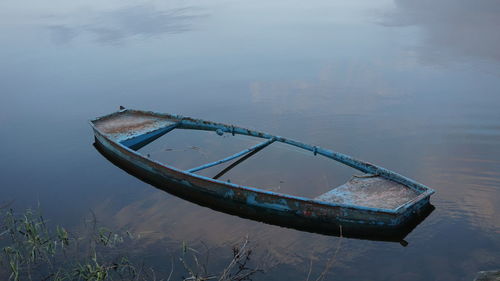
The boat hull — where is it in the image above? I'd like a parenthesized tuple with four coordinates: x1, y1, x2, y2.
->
(93, 128, 433, 243)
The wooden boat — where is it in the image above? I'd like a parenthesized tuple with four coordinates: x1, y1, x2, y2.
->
(90, 109, 435, 243)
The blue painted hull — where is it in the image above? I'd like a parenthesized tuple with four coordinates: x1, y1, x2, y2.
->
(90, 109, 435, 243)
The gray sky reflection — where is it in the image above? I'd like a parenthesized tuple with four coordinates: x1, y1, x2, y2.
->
(383, 0, 500, 64)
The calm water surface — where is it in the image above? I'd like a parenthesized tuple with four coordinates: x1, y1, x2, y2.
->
(1, 0, 500, 280)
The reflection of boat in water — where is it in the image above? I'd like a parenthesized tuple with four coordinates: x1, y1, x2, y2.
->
(90, 109, 435, 244)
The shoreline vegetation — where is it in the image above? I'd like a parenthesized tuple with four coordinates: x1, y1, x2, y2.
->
(0, 208, 261, 281)
(0, 207, 341, 281)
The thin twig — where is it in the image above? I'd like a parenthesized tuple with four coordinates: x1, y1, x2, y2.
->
(218, 237, 249, 281)
(306, 258, 313, 281)
(314, 225, 343, 281)
(166, 257, 174, 281)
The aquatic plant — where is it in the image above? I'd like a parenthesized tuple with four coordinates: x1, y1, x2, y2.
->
(179, 237, 261, 281)
(0, 208, 261, 281)
(0, 207, 344, 281)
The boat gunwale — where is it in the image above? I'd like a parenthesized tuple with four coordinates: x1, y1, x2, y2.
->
(90, 109, 435, 215)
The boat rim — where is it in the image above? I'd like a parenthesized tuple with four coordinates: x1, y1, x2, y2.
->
(90, 109, 435, 215)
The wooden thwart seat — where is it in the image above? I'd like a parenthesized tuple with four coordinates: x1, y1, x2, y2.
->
(93, 111, 177, 150)
(315, 176, 419, 210)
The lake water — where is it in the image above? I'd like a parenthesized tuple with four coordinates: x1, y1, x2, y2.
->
(1, 0, 500, 280)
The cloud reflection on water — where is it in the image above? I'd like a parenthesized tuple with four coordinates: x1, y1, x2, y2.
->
(250, 63, 411, 116)
(47, 4, 206, 44)
(382, 0, 500, 64)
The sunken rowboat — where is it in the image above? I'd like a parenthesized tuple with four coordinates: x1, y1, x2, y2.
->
(90, 109, 435, 242)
